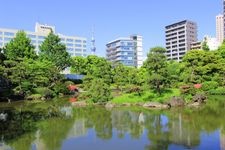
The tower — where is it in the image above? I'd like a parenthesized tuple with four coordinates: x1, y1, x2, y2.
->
(91, 28, 96, 55)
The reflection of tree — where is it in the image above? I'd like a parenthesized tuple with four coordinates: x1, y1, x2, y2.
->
(145, 114, 170, 150)
(38, 117, 74, 150)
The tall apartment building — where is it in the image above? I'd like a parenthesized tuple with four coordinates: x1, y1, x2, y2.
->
(0, 23, 87, 57)
(106, 35, 143, 68)
(165, 20, 198, 61)
(224, 0, 225, 38)
(216, 14, 224, 44)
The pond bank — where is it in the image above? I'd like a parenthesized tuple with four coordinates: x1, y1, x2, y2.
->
(71, 94, 208, 109)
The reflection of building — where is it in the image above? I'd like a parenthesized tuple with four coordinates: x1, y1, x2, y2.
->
(32, 130, 47, 150)
(220, 131, 225, 150)
(106, 35, 143, 68)
(0, 142, 12, 150)
(169, 113, 200, 148)
(67, 119, 87, 138)
(165, 20, 198, 61)
(0, 23, 87, 57)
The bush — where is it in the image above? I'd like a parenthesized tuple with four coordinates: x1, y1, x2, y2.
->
(208, 87, 225, 95)
(33, 87, 54, 99)
(82, 78, 112, 103)
(180, 85, 197, 96)
(202, 81, 218, 91)
(26, 94, 42, 100)
(53, 82, 70, 95)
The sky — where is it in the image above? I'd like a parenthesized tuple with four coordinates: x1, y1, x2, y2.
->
(0, 0, 222, 57)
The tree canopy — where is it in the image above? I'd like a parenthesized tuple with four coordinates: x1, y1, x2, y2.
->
(39, 32, 71, 71)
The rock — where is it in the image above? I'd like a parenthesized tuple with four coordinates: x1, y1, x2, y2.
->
(167, 97, 185, 107)
(121, 103, 131, 107)
(192, 94, 207, 104)
(143, 102, 168, 109)
(72, 101, 87, 107)
(105, 102, 115, 109)
(188, 102, 200, 107)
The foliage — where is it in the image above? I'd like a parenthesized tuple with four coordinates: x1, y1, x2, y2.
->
(112, 89, 180, 104)
(39, 32, 71, 71)
(208, 87, 225, 95)
(166, 61, 183, 87)
(71, 55, 113, 84)
(33, 87, 54, 99)
(202, 81, 219, 91)
(3, 31, 37, 61)
(144, 47, 170, 95)
(81, 78, 112, 103)
(202, 40, 210, 51)
(181, 50, 225, 85)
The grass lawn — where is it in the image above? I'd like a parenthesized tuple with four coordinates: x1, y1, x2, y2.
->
(112, 88, 180, 104)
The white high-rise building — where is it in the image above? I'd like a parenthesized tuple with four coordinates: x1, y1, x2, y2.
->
(0, 23, 87, 57)
(216, 14, 224, 44)
(106, 35, 143, 68)
(165, 20, 198, 61)
(205, 36, 220, 51)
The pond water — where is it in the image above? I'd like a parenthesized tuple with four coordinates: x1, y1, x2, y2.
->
(0, 100, 225, 150)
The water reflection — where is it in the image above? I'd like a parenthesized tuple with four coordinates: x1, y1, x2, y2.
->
(0, 105, 225, 150)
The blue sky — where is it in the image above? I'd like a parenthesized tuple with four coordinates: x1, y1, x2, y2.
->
(0, 0, 222, 57)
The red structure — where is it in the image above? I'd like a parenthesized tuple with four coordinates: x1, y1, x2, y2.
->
(194, 84, 202, 89)
(68, 85, 78, 92)
(69, 97, 77, 102)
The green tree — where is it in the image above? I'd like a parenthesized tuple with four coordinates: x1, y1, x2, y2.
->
(182, 50, 225, 85)
(218, 39, 225, 59)
(71, 55, 113, 84)
(3, 31, 37, 61)
(145, 47, 169, 95)
(113, 63, 129, 91)
(82, 78, 112, 103)
(167, 61, 183, 87)
(39, 32, 71, 71)
(202, 39, 210, 51)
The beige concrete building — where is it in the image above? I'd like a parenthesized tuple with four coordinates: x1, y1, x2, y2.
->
(190, 41, 201, 50)
(216, 14, 224, 44)
(165, 20, 198, 61)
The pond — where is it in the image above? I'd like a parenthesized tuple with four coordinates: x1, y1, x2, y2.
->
(0, 99, 225, 150)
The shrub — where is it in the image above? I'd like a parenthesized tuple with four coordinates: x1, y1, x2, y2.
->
(202, 81, 218, 91)
(208, 87, 225, 95)
(33, 87, 54, 99)
(26, 94, 42, 100)
(82, 78, 112, 103)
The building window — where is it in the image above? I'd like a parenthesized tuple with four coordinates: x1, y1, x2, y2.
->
(0, 32, 2, 35)
(0, 37, 2, 41)
(75, 44, 82, 47)
(75, 53, 82, 56)
(60, 38, 65, 41)
(75, 40, 82, 43)
(127, 42, 133, 46)
(28, 34, 36, 39)
(4, 32, 14, 37)
(75, 48, 82, 52)
(83, 40, 86, 43)
(67, 48, 74, 51)
(31, 40, 36, 44)
(4, 37, 12, 42)
(66, 39, 73, 42)
(38, 36, 45, 40)
(67, 43, 73, 47)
